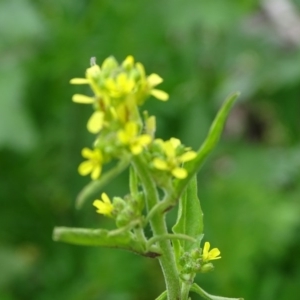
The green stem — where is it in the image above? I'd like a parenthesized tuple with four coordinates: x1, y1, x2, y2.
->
(181, 281, 191, 300)
(180, 274, 195, 300)
(133, 155, 181, 300)
(147, 234, 197, 249)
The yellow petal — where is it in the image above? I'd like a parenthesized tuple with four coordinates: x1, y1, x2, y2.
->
(130, 144, 143, 155)
(170, 138, 181, 149)
(78, 161, 93, 176)
(153, 158, 169, 170)
(87, 111, 104, 134)
(118, 130, 129, 144)
(122, 55, 134, 69)
(72, 94, 95, 104)
(93, 199, 113, 216)
(179, 151, 197, 163)
(70, 78, 90, 84)
(147, 73, 163, 86)
(203, 242, 210, 258)
(81, 147, 93, 158)
(101, 193, 111, 204)
(150, 89, 169, 101)
(138, 134, 152, 146)
(163, 141, 176, 158)
(172, 168, 187, 179)
(209, 248, 221, 259)
(93, 199, 104, 211)
(125, 122, 138, 138)
(91, 165, 101, 180)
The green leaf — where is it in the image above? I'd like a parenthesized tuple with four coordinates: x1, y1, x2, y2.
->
(174, 92, 239, 199)
(172, 176, 203, 265)
(155, 290, 167, 300)
(52, 227, 160, 258)
(190, 283, 244, 300)
(76, 159, 130, 209)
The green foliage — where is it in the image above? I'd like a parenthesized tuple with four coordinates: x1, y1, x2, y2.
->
(1, 0, 300, 299)
(172, 176, 204, 266)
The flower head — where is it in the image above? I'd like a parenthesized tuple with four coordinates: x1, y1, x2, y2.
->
(152, 138, 196, 179)
(78, 147, 103, 180)
(118, 121, 152, 155)
(93, 193, 114, 217)
(202, 242, 221, 262)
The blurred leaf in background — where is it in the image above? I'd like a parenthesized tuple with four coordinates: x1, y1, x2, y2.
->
(0, 0, 299, 299)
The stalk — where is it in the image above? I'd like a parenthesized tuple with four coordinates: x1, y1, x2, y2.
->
(132, 155, 181, 300)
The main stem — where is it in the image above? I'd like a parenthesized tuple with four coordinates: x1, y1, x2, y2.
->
(133, 156, 181, 300)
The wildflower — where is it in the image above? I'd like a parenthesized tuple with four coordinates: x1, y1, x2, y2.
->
(78, 147, 103, 180)
(152, 138, 196, 179)
(93, 193, 114, 217)
(202, 242, 221, 262)
(136, 63, 169, 102)
(70, 64, 102, 96)
(118, 121, 152, 155)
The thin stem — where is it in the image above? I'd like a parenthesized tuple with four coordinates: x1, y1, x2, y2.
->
(181, 274, 195, 300)
(147, 234, 197, 249)
(132, 155, 181, 300)
(181, 281, 191, 300)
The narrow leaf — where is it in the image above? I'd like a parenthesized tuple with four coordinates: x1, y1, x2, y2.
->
(175, 92, 239, 199)
(190, 283, 244, 300)
(53, 227, 160, 258)
(172, 176, 203, 264)
(76, 159, 130, 209)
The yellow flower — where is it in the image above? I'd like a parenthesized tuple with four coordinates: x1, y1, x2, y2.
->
(202, 242, 221, 262)
(136, 63, 169, 102)
(118, 121, 152, 155)
(70, 65, 102, 96)
(152, 138, 196, 179)
(105, 72, 136, 98)
(93, 193, 114, 217)
(78, 147, 103, 180)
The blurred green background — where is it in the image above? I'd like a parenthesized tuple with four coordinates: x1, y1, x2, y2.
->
(1, 0, 300, 299)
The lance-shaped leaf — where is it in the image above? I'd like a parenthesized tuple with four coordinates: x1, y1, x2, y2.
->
(174, 92, 239, 200)
(172, 175, 203, 266)
(190, 284, 244, 300)
(53, 227, 160, 258)
(76, 159, 130, 209)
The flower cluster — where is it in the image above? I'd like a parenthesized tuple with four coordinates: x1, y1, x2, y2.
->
(152, 138, 197, 179)
(72, 56, 169, 181)
(71, 56, 197, 218)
